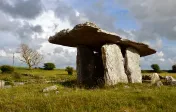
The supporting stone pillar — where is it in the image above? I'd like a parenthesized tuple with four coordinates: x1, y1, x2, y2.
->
(125, 47, 142, 83)
(76, 45, 96, 86)
(93, 51, 105, 86)
(101, 44, 128, 85)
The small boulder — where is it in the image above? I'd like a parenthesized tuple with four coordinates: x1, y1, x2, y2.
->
(0, 80, 5, 88)
(156, 81, 163, 87)
(14, 82, 25, 86)
(165, 76, 176, 86)
(142, 75, 151, 80)
(151, 73, 160, 84)
(43, 85, 58, 92)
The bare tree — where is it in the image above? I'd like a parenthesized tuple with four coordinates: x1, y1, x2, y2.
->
(19, 44, 43, 69)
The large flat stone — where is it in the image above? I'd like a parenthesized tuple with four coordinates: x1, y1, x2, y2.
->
(49, 22, 121, 49)
(118, 39, 156, 57)
(49, 22, 156, 57)
(76, 45, 96, 86)
(101, 44, 128, 85)
(125, 47, 142, 83)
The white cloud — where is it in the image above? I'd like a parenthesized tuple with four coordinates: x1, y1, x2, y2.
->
(157, 51, 164, 57)
(0, 50, 7, 57)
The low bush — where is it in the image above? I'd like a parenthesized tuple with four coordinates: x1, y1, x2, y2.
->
(44, 63, 56, 70)
(65, 66, 74, 75)
(0, 65, 14, 73)
(13, 72, 22, 79)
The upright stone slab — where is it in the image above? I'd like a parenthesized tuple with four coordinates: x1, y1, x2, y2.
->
(125, 47, 142, 83)
(77, 45, 95, 86)
(0, 80, 5, 88)
(101, 44, 128, 85)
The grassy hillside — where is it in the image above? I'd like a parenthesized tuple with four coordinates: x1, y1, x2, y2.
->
(0, 68, 176, 112)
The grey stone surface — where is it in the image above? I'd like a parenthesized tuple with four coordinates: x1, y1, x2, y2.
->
(125, 47, 142, 83)
(156, 81, 163, 87)
(101, 44, 128, 85)
(43, 85, 57, 92)
(76, 45, 96, 86)
(165, 76, 176, 86)
(151, 73, 160, 84)
(0, 80, 5, 88)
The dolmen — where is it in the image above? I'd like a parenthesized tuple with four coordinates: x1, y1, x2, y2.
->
(49, 22, 156, 87)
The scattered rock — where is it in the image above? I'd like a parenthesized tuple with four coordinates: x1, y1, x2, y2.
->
(44, 93, 49, 97)
(151, 73, 160, 84)
(55, 91, 59, 94)
(124, 85, 130, 89)
(101, 44, 128, 85)
(159, 75, 165, 80)
(165, 76, 176, 86)
(0, 80, 5, 88)
(42, 85, 58, 93)
(142, 75, 151, 80)
(156, 81, 163, 87)
(125, 47, 142, 83)
(14, 82, 25, 86)
(22, 74, 33, 77)
(4, 85, 12, 89)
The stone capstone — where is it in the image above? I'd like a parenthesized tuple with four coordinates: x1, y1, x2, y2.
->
(101, 44, 128, 85)
(125, 47, 142, 83)
(49, 22, 156, 57)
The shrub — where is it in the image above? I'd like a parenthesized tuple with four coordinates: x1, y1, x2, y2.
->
(151, 64, 160, 73)
(172, 64, 176, 73)
(13, 72, 22, 79)
(0, 65, 14, 73)
(44, 63, 55, 70)
(65, 66, 74, 75)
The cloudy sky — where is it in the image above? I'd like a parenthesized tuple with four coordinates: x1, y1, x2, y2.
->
(0, 0, 176, 70)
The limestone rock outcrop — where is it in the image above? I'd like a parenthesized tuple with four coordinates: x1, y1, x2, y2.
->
(165, 76, 176, 86)
(101, 44, 128, 85)
(125, 47, 142, 83)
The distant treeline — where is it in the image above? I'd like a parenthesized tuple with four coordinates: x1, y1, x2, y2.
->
(141, 70, 175, 73)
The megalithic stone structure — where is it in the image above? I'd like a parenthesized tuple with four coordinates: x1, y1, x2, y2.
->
(48, 22, 156, 87)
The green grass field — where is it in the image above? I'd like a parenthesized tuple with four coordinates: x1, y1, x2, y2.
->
(0, 68, 176, 112)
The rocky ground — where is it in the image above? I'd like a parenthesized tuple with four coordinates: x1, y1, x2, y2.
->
(0, 68, 176, 112)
